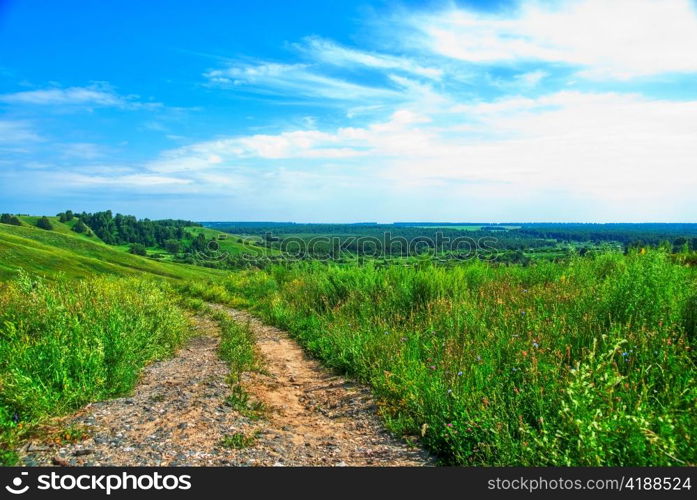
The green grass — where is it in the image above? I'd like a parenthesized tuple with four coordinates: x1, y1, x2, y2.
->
(16, 216, 97, 242)
(1, 215, 694, 466)
(185, 226, 279, 258)
(214, 310, 258, 381)
(0, 273, 190, 464)
(219, 431, 258, 449)
(0, 223, 225, 281)
(0, 221, 228, 464)
(219, 251, 696, 466)
(210, 309, 265, 419)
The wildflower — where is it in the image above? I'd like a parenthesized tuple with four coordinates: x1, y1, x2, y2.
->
(430, 365, 436, 370)
(447, 389, 453, 394)
(622, 351, 629, 357)
(457, 371, 463, 376)
(446, 423, 453, 427)
(532, 342, 539, 348)
(476, 356, 482, 362)
(384, 330, 390, 335)
(401, 337, 407, 342)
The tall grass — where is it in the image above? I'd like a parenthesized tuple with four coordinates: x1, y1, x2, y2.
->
(0, 272, 189, 464)
(221, 251, 696, 465)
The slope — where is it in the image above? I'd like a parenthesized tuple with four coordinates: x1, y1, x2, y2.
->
(0, 223, 225, 281)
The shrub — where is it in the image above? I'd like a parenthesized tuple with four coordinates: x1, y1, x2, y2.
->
(72, 219, 88, 234)
(36, 216, 53, 230)
(164, 239, 181, 254)
(0, 214, 21, 226)
(129, 243, 147, 256)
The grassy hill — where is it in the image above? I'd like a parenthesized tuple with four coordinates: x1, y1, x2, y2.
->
(0, 222, 225, 281)
(185, 226, 275, 256)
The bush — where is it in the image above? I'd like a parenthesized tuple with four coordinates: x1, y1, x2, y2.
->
(36, 216, 53, 230)
(72, 219, 88, 234)
(129, 243, 147, 256)
(164, 239, 181, 254)
(0, 214, 21, 226)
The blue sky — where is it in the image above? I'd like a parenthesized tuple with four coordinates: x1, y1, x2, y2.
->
(1, 0, 696, 222)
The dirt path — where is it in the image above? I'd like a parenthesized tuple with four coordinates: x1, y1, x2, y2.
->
(21, 308, 431, 466)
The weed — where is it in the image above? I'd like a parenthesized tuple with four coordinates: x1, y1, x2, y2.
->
(219, 431, 258, 449)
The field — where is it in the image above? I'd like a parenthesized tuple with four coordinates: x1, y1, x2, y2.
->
(0, 217, 695, 466)
(0, 221, 225, 281)
(196, 251, 697, 465)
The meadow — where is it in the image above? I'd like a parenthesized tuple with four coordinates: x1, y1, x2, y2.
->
(0, 274, 190, 464)
(0, 215, 695, 466)
(207, 250, 696, 465)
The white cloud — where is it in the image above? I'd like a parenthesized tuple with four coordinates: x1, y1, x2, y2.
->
(0, 120, 41, 143)
(60, 143, 105, 160)
(412, 0, 697, 79)
(137, 90, 696, 220)
(0, 84, 159, 110)
(64, 173, 192, 187)
(298, 37, 443, 79)
(204, 62, 398, 101)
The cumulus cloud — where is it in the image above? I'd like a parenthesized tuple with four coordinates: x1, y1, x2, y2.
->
(138, 90, 697, 219)
(410, 0, 697, 79)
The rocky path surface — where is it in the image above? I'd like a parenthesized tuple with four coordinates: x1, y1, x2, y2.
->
(22, 307, 432, 466)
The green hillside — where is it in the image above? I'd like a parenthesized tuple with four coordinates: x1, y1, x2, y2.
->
(15, 215, 98, 242)
(0, 222, 225, 281)
(185, 226, 275, 256)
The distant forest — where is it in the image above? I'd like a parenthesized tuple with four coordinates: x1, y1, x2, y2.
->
(205, 222, 697, 250)
(58, 210, 200, 247)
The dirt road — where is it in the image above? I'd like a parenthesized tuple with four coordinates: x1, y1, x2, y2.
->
(22, 307, 431, 466)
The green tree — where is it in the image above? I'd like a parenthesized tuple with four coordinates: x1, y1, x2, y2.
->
(128, 243, 147, 256)
(72, 219, 88, 234)
(36, 216, 53, 231)
(163, 239, 181, 254)
(1, 214, 25, 226)
(189, 233, 207, 253)
(57, 212, 67, 223)
(65, 210, 74, 221)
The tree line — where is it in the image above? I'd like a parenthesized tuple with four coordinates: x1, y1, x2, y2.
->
(57, 210, 201, 247)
